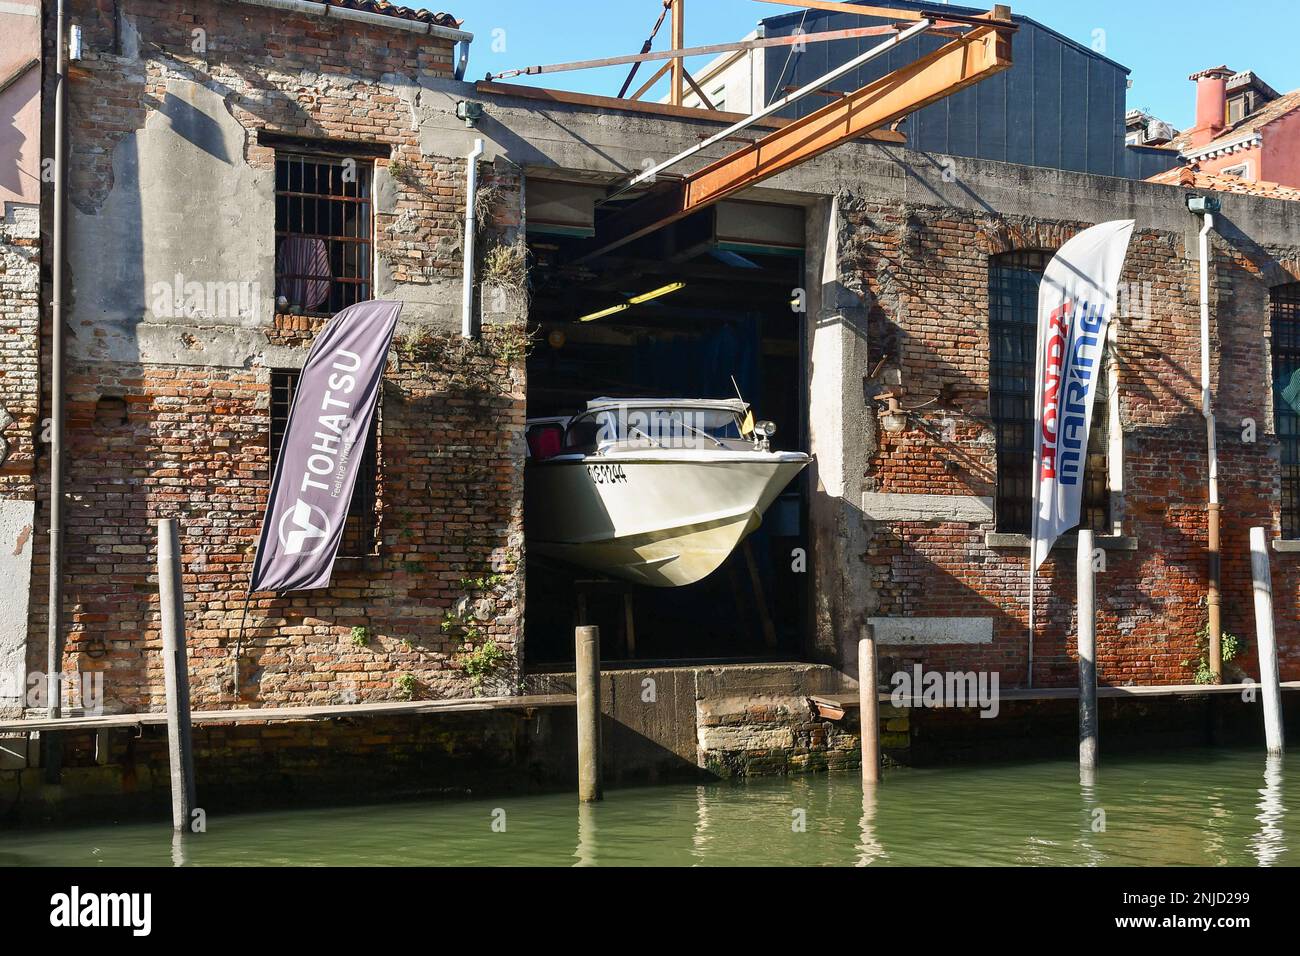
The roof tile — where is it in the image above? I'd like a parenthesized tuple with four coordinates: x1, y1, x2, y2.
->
(1146, 166, 1300, 202)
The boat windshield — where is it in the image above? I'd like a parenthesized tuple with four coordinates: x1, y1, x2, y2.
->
(562, 405, 744, 454)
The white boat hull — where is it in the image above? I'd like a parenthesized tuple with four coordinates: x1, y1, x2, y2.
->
(525, 451, 809, 587)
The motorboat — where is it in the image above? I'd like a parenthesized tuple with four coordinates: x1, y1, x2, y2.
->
(524, 397, 810, 587)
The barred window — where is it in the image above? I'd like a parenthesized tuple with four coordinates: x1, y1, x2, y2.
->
(989, 251, 1110, 535)
(1272, 283, 1300, 538)
(274, 152, 373, 317)
(269, 369, 379, 558)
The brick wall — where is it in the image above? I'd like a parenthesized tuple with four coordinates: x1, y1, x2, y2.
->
(38, 333, 523, 714)
(0, 203, 39, 501)
(844, 198, 1300, 687)
(24, 0, 529, 712)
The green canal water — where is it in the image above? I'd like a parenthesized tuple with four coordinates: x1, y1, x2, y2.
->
(2, 748, 1294, 866)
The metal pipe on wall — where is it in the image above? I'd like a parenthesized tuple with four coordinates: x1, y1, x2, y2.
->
(47, 0, 68, 719)
(1198, 211, 1223, 682)
(462, 137, 485, 339)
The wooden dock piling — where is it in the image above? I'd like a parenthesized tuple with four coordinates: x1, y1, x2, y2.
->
(1077, 529, 1098, 772)
(1249, 527, 1285, 755)
(575, 625, 602, 802)
(859, 627, 880, 785)
(158, 518, 197, 832)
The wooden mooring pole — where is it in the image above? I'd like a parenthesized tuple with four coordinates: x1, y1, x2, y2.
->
(575, 625, 602, 802)
(1249, 527, 1285, 755)
(158, 518, 197, 832)
(1077, 529, 1098, 772)
(859, 626, 880, 786)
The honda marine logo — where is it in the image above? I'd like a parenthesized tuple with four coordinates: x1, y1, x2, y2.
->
(277, 499, 331, 555)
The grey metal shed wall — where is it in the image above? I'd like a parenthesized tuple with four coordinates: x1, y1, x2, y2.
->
(761, 2, 1133, 178)
(1124, 144, 1183, 181)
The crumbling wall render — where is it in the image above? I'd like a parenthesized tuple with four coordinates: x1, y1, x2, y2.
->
(0, 204, 39, 716)
(28, 0, 528, 712)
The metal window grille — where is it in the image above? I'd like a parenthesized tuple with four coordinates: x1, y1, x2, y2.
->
(989, 251, 1110, 535)
(274, 152, 373, 316)
(1272, 283, 1300, 538)
(269, 369, 379, 558)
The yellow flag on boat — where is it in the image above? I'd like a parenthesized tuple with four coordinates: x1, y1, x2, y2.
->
(740, 409, 755, 436)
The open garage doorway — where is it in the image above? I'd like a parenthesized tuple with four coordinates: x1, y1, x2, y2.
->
(523, 179, 810, 668)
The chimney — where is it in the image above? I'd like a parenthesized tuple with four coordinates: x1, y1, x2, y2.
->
(1186, 65, 1233, 148)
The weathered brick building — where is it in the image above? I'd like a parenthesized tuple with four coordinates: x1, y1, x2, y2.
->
(7, 0, 528, 714)
(3, 0, 1299, 778)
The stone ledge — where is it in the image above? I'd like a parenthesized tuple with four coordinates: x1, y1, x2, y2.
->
(985, 532, 1138, 551)
(862, 491, 993, 523)
(868, 616, 993, 645)
(1272, 539, 1300, 552)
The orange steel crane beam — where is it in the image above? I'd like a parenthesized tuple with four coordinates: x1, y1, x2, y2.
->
(576, 11, 1013, 262)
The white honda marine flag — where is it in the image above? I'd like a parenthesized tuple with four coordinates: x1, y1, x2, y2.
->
(1030, 220, 1135, 570)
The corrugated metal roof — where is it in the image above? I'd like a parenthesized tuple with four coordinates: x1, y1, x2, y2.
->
(758, 0, 1131, 73)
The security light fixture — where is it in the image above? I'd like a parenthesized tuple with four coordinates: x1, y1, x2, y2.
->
(1186, 194, 1221, 215)
(879, 396, 909, 434)
(455, 100, 484, 128)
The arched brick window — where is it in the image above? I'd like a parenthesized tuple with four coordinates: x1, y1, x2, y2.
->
(989, 251, 1110, 535)
(1272, 282, 1300, 537)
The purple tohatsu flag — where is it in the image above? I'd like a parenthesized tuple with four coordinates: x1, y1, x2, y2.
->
(250, 300, 402, 592)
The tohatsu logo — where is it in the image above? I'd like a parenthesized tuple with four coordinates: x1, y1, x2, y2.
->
(277, 499, 331, 555)
(290, 348, 363, 504)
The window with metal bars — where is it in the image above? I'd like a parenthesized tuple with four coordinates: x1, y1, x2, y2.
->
(989, 250, 1111, 535)
(269, 369, 379, 558)
(1272, 283, 1300, 538)
(274, 152, 372, 317)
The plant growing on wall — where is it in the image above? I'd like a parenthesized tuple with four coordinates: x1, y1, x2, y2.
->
(440, 570, 514, 690)
(350, 626, 371, 648)
(396, 672, 417, 700)
(457, 639, 507, 687)
(1184, 623, 1246, 685)
(386, 156, 420, 188)
(487, 321, 536, 366)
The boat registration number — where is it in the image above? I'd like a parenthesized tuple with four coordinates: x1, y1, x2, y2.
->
(587, 463, 629, 485)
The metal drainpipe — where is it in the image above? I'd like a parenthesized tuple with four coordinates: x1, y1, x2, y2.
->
(1198, 211, 1222, 683)
(47, 0, 68, 719)
(462, 137, 484, 339)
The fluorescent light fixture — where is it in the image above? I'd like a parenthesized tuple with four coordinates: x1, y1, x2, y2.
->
(577, 302, 630, 323)
(627, 281, 686, 304)
(576, 282, 685, 322)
